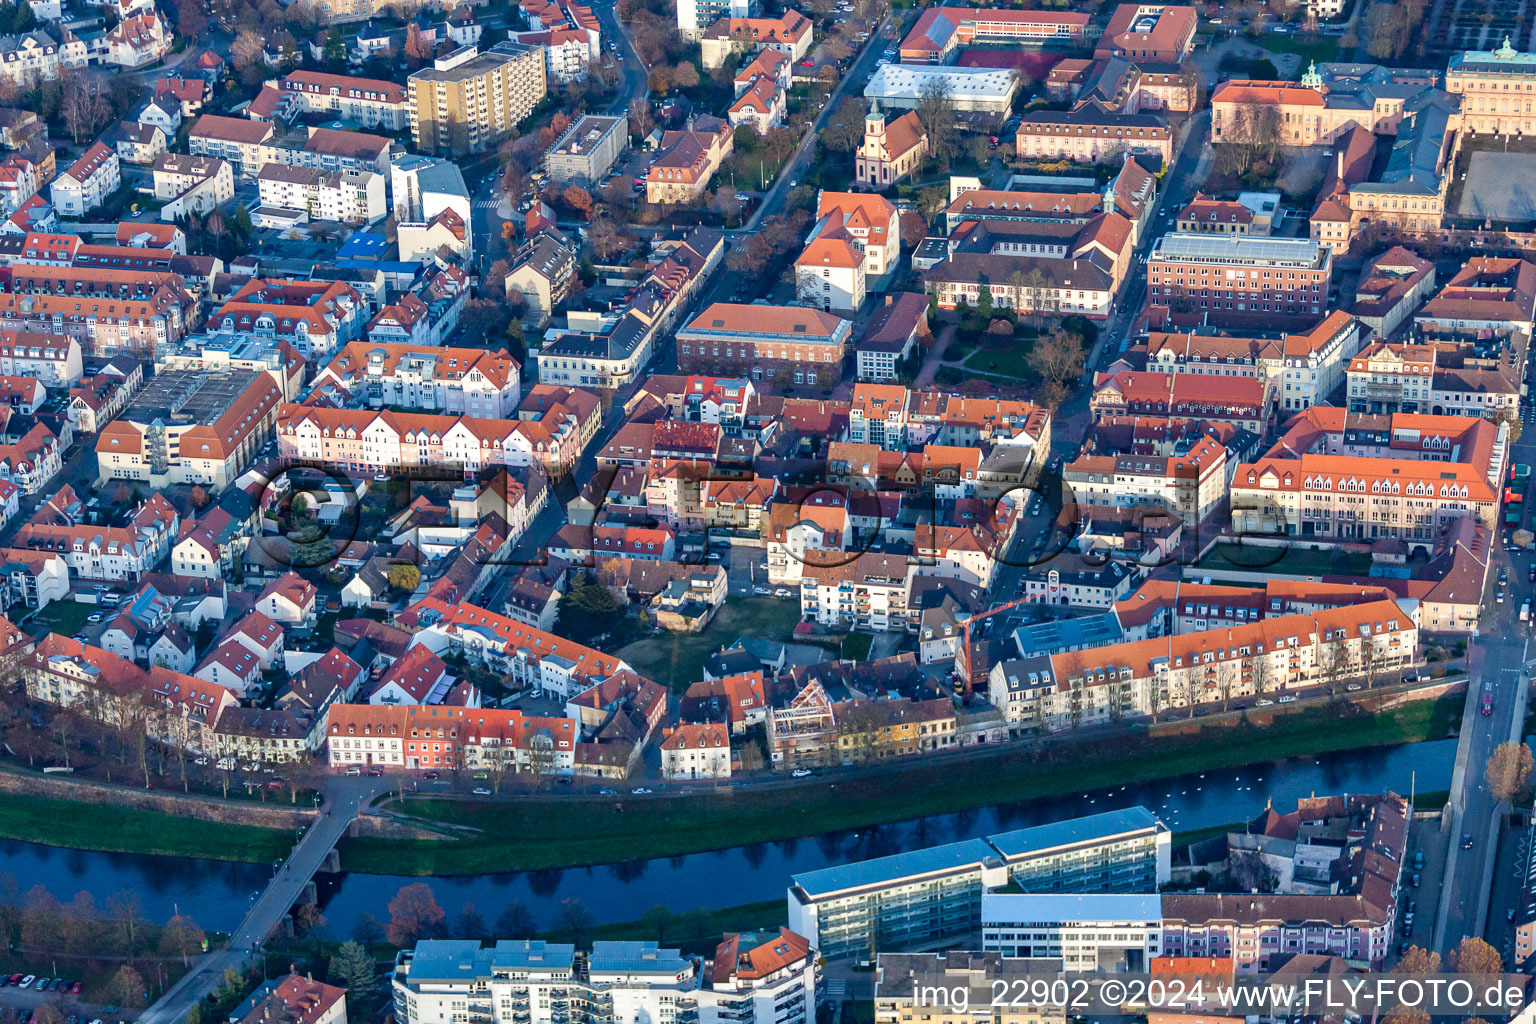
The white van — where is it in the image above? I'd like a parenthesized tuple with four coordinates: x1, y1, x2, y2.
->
(1521, 600, 1530, 623)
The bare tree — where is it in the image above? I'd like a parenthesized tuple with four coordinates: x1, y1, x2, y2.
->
(1028, 326, 1086, 384)
(915, 78, 958, 169)
(59, 72, 108, 145)
(1486, 742, 1534, 804)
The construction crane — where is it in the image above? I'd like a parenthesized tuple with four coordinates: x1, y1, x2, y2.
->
(956, 595, 1035, 696)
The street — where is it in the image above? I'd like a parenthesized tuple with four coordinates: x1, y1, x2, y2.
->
(135, 777, 388, 1024)
(1431, 341, 1536, 955)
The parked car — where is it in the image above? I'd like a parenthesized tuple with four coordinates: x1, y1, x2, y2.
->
(1255, 698, 1275, 707)
(791, 769, 813, 778)
(69, 981, 82, 994)
(1278, 695, 1297, 704)
(344, 766, 362, 776)
(473, 787, 492, 795)
(632, 787, 653, 794)
(1462, 832, 1475, 849)
(365, 767, 383, 776)
(1410, 873, 1421, 887)
(5, 974, 19, 986)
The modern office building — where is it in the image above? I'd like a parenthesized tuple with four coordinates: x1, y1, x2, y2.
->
(787, 809, 1171, 959)
(980, 893, 1165, 970)
(1145, 234, 1332, 329)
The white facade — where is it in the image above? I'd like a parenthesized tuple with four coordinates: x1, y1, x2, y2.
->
(257, 166, 387, 225)
(50, 144, 121, 216)
(981, 893, 1164, 970)
(0, 335, 82, 386)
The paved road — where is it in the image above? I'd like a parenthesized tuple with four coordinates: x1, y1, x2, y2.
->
(135, 779, 387, 1024)
(1433, 399, 1536, 955)
(743, 12, 901, 233)
(593, 0, 648, 118)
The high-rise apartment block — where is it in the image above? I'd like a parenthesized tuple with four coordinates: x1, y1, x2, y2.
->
(408, 43, 547, 155)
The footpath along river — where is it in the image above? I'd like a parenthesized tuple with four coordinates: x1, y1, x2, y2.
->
(0, 738, 1454, 936)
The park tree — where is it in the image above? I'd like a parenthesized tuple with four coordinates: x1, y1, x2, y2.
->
(1028, 326, 1086, 384)
(404, 23, 432, 64)
(1486, 742, 1534, 803)
(105, 965, 148, 1009)
(556, 570, 622, 642)
(159, 914, 206, 966)
(824, 99, 867, 153)
(557, 898, 594, 946)
(916, 186, 948, 227)
(496, 900, 537, 938)
(388, 563, 422, 591)
(59, 72, 109, 145)
(108, 889, 144, 959)
(330, 940, 379, 1002)
(352, 913, 385, 944)
(672, 60, 699, 89)
(454, 902, 487, 939)
(387, 882, 446, 947)
(562, 186, 595, 219)
(915, 78, 958, 169)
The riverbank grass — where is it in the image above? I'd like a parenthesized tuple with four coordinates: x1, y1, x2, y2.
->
(336, 696, 1460, 875)
(0, 790, 293, 862)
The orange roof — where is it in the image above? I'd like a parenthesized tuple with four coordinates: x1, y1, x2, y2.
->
(1211, 79, 1325, 107)
(817, 191, 897, 245)
(795, 236, 861, 270)
(1052, 599, 1413, 688)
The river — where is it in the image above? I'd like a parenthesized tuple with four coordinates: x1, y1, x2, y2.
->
(2, 738, 1455, 938)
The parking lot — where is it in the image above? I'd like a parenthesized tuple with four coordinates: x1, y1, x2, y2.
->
(1390, 816, 1452, 964)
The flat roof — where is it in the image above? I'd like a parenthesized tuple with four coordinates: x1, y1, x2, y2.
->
(587, 941, 690, 975)
(1011, 613, 1123, 657)
(981, 892, 1165, 924)
(1150, 233, 1325, 265)
(791, 838, 997, 899)
(401, 939, 576, 983)
(987, 807, 1163, 861)
(120, 368, 263, 425)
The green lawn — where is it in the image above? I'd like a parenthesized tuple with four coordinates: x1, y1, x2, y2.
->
(335, 696, 1460, 875)
(28, 600, 92, 638)
(0, 788, 294, 862)
(613, 597, 804, 690)
(1254, 32, 1340, 62)
(962, 342, 1035, 379)
(1198, 542, 1373, 577)
(841, 632, 874, 661)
